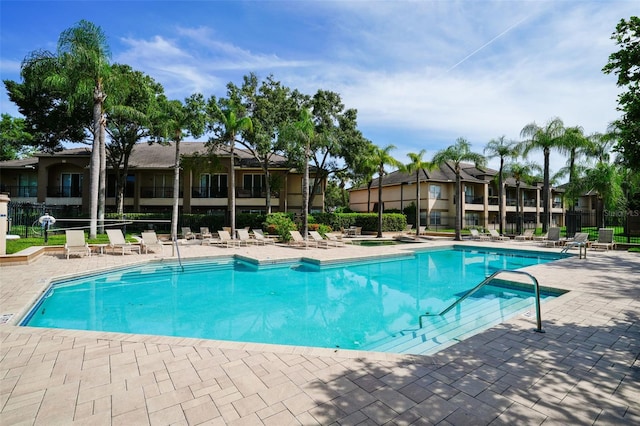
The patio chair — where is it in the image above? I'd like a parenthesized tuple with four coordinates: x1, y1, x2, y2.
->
(591, 228, 616, 251)
(561, 232, 590, 253)
(215, 230, 239, 248)
(236, 229, 258, 246)
(252, 229, 276, 245)
(541, 227, 564, 247)
(308, 231, 331, 248)
(289, 230, 316, 248)
(64, 230, 91, 259)
(181, 227, 196, 241)
(141, 231, 165, 254)
(326, 233, 347, 246)
(489, 229, 510, 241)
(469, 229, 490, 241)
(514, 229, 534, 241)
(106, 229, 140, 255)
(200, 227, 212, 239)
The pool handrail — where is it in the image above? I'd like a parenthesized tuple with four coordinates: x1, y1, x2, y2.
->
(419, 269, 544, 333)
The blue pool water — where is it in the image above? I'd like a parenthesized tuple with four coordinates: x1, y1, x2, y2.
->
(22, 247, 566, 354)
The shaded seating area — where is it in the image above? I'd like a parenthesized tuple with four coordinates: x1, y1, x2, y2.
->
(140, 231, 165, 254)
(106, 229, 140, 255)
(64, 230, 91, 259)
(591, 228, 616, 251)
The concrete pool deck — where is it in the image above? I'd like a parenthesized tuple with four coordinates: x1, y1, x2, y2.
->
(1, 237, 638, 425)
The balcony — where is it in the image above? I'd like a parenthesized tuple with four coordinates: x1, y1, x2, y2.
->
(192, 188, 228, 198)
(464, 195, 484, 205)
(140, 186, 183, 198)
(47, 185, 82, 197)
(0, 185, 37, 198)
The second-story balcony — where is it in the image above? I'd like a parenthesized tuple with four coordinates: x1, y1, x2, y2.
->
(140, 186, 183, 198)
(47, 185, 82, 197)
(192, 187, 228, 198)
(0, 185, 37, 198)
(465, 195, 484, 204)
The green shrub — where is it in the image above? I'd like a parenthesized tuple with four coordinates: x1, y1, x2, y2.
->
(264, 213, 297, 242)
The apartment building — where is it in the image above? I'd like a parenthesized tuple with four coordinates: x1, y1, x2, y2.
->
(0, 142, 325, 215)
(349, 162, 565, 232)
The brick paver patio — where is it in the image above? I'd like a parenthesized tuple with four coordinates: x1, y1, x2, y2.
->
(1, 238, 638, 425)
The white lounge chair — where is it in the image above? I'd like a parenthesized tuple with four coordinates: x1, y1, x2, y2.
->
(214, 230, 239, 248)
(289, 230, 315, 248)
(489, 229, 510, 241)
(469, 229, 490, 241)
(106, 229, 140, 255)
(514, 229, 534, 241)
(200, 227, 212, 239)
(181, 227, 196, 241)
(64, 230, 91, 259)
(141, 231, 165, 254)
(591, 228, 616, 251)
(308, 231, 331, 248)
(236, 229, 258, 246)
(561, 232, 590, 253)
(251, 229, 275, 245)
(541, 227, 564, 247)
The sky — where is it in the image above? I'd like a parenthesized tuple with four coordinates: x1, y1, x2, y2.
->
(0, 0, 636, 178)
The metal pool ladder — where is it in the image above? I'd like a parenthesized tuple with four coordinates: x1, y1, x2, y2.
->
(419, 269, 544, 333)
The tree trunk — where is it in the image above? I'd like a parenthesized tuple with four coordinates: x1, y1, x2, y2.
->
(229, 141, 236, 239)
(455, 170, 462, 241)
(98, 114, 106, 234)
(498, 158, 504, 235)
(264, 164, 272, 214)
(302, 143, 310, 239)
(89, 94, 102, 239)
(415, 170, 420, 238)
(377, 168, 383, 238)
(543, 149, 551, 232)
(171, 139, 181, 241)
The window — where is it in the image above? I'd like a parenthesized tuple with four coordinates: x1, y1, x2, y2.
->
(429, 184, 442, 199)
(18, 174, 37, 197)
(429, 211, 441, 225)
(199, 173, 227, 198)
(465, 212, 479, 226)
(61, 173, 82, 197)
(244, 174, 265, 197)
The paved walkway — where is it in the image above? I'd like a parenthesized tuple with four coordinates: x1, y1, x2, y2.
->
(1, 238, 638, 425)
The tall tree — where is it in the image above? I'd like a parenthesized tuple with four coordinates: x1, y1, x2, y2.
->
(0, 114, 34, 160)
(226, 74, 306, 213)
(554, 126, 592, 210)
(504, 161, 541, 234)
(279, 108, 318, 238)
(484, 136, 518, 235)
(154, 94, 206, 240)
(6, 20, 111, 237)
(371, 144, 401, 238)
(401, 149, 435, 238)
(105, 64, 164, 215)
(433, 137, 486, 241)
(207, 98, 253, 239)
(519, 117, 566, 232)
(603, 16, 640, 172)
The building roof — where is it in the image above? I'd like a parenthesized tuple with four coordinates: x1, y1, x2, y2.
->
(0, 142, 291, 170)
(353, 162, 498, 190)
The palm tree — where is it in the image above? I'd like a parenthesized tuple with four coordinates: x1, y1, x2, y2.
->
(401, 150, 435, 238)
(432, 137, 486, 241)
(504, 162, 541, 234)
(484, 136, 518, 235)
(554, 126, 592, 211)
(22, 20, 112, 238)
(154, 94, 206, 240)
(208, 99, 253, 240)
(519, 117, 566, 232)
(371, 144, 401, 238)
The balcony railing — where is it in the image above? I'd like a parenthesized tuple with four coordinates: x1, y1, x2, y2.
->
(0, 185, 37, 197)
(465, 195, 484, 204)
(192, 188, 228, 198)
(140, 186, 182, 198)
(47, 186, 82, 197)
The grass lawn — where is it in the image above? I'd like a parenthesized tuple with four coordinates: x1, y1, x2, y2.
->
(4, 232, 137, 255)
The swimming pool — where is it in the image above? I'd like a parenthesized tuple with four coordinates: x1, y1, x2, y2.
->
(22, 247, 566, 355)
